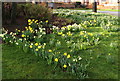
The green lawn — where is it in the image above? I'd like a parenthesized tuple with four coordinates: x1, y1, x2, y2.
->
(98, 9, 120, 12)
(2, 27, 119, 79)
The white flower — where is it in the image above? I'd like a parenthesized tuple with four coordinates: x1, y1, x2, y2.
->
(73, 59, 76, 61)
(25, 44, 27, 46)
(16, 43, 19, 45)
(31, 43, 33, 45)
(78, 56, 82, 60)
(19, 38, 22, 41)
(10, 32, 13, 35)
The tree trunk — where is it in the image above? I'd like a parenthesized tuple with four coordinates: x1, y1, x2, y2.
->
(11, 2, 17, 24)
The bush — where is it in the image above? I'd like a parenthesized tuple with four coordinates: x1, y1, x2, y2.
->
(17, 3, 52, 21)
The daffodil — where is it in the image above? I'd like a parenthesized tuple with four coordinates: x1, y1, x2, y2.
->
(88, 33, 93, 36)
(21, 34, 25, 37)
(38, 46, 42, 49)
(46, 20, 48, 23)
(54, 58, 58, 62)
(62, 34, 65, 37)
(35, 49, 39, 51)
(35, 43, 39, 46)
(58, 32, 63, 35)
(67, 54, 71, 58)
(63, 64, 67, 68)
(48, 50, 52, 52)
(80, 31, 84, 35)
(28, 19, 31, 22)
(63, 53, 67, 56)
(30, 45, 33, 48)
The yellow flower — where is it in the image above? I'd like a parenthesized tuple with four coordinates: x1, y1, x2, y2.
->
(46, 20, 48, 23)
(54, 58, 58, 62)
(80, 31, 84, 35)
(28, 19, 31, 22)
(18, 30, 20, 32)
(30, 45, 33, 48)
(35, 49, 39, 51)
(32, 19, 35, 21)
(58, 32, 63, 35)
(84, 35, 87, 37)
(63, 53, 67, 56)
(35, 20, 38, 23)
(35, 43, 39, 46)
(67, 32, 72, 36)
(88, 33, 93, 36)
(38, 46, 42, 49)
(21, 34, 25, 37)
(67, 54, 71, 58)
(48, 50, 52, 52)
(62, 34, 65, 37)
(63, 64, 67, 68)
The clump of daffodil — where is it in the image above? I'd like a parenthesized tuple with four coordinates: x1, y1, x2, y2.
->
(48, 49, 52, 52)
(67, 32, 72, 36)
(35, 49, 39, 51)
(21, 34, 25, 37)
(54, 58, 58, 62)
(63, 64, 67, 68)
(29, 45, 33, 48)
(35, 43, 39, 46)
(63, 53, 67, 56)
(67, 54, 71, 58)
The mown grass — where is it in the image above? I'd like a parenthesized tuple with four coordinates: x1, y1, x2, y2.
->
(2, 26, 119, 79)
(98, 9, 120, 12)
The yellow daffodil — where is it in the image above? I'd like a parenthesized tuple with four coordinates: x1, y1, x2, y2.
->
(38, 46, 42, 49)
(58, 32, 63, 35)
(84, 35, 87, 37)
(46, 20, 48, 23)
(48, 50, 52, 52)
(62, 34, 65, 37)
(63, 53, 67, 56)
(54, 58, 58, 62)
(21, 34, 25, 37)
(32, 19, 35, 21)
(18, 30, 20, 32)
(63, 64, 67, 68)
(35, 43, 39, 46)
(28, 19, 31, 22)
(80, 31, 84, 35)
(30, 45, 33, 48)
(67, 32, 72, 36)
(35, 49, 38, 51)
(88, 33, 93, 36)
(67, 54, 71, 58)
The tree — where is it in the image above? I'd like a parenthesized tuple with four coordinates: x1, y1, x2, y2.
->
(11, 2, 17, 24)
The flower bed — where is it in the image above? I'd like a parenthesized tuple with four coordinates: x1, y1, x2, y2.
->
(1, 9, 119, 79)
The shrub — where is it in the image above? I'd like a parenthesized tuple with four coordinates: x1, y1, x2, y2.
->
(22, 3, 52, 21)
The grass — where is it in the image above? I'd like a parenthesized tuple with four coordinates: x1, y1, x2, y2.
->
(2, 26, 119, 79)
(98, 9, 120, 12)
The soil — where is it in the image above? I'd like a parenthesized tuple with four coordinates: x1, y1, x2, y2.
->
(3, 15, 74, 32)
